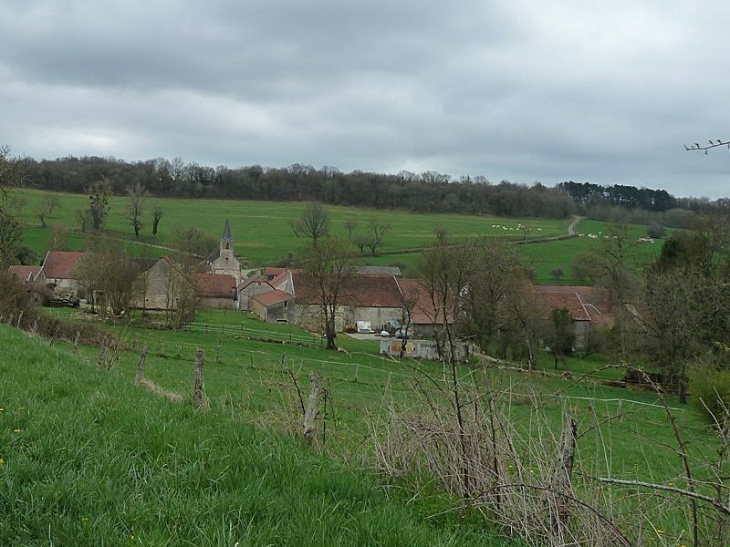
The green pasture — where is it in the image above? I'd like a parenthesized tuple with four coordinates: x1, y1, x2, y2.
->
(14, 188, 570, 266)
(13, 189, 668, 283)
(0, 324, 522, 546)
(5, 305, 723, 544)
(520, 219, 665, 284)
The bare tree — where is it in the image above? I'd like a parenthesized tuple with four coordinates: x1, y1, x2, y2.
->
(301, 237, 354, 350)
(0, 146, 23, 266)
(74, 238, 142, 316)
(152, 205, 163, 237)
(365, 218, 390, 256)
(0, 201, 22, 267)
(174, 227, 217, 258)
(87, 179, 112, 231)
(125, 182, 148, 238)
(74, 208, 92, 233)
(344, 219, 357, 239)
(47, 224, 69, 251)
(291, 202, 330, 248)
(33, 194, 60, 228)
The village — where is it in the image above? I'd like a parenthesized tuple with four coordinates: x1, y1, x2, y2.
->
(8, 218, 615, 362)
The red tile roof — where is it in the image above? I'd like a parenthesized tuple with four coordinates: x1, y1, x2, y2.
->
(397, 278, 448, 325)
(8, 265, 41, 283)
(292, 271, 402, 308)
(42, 251, 85, 280)
(269, 269, 293, 291)
(238, 274, 274, 292)
(265, 267, 286, 278)
(253, 290, 293, 307)
(195, 273, 237, 299)
(534, 285, 613, 326)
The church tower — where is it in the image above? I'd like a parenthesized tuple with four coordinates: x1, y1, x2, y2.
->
(208, 218, 241, 283)
(220, 218, 234, 260)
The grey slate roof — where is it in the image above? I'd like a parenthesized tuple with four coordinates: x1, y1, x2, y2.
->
(222, 218, 233, 241)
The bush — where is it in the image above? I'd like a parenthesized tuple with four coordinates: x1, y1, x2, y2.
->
(646, 223, 666, 239)
(689, 366, 730, 423)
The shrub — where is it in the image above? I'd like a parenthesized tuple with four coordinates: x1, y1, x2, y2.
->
(646, 223, 666, 239)
(689, 366, 730, 422)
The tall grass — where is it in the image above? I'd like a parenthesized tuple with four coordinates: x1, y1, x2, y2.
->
(0, 325, 516, 545)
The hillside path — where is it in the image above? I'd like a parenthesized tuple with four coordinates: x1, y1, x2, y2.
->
(566, 215, 584, 235)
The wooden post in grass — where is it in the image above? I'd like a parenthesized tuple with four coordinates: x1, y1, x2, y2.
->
(135, 344, 148, 385)
(176, 343, 183, 358)
(7, 313, 13, 325)
(546, 414, 577, 535)
(354, 363, 359, 383)
(193, 349, 206, 409)
(49, 325, 59, 347)
(216, 339, 220, 363)
(303, 371, 323, 444)
(16, 310, 23, 328)
(96, 343, 107, 368)
(73, 331, 80, 353)
(31, 318, 38, 336)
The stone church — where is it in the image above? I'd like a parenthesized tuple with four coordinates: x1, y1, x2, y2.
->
(207, 219, 242, 284)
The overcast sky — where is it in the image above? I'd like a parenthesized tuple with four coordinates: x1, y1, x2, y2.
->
(2, 1, 730, 198)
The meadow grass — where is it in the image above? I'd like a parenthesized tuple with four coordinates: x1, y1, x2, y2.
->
(14, 188, 668, 284)
(6, 304, 723, 544)
(13, 188, 580, 266)
(0, 324, 524, 546)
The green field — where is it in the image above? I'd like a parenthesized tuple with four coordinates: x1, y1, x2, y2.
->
(12, 188, 665, 282)
(3, 323, 537, 545)
(6, 307, 718, 545)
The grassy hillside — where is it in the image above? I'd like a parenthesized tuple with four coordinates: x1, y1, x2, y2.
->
(0, 324, 519, 545)
(3, 305, 723, 544)
(12, 188, 666, 282)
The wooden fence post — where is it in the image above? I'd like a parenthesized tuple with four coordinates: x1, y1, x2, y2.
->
(193, 349, 207, 409)
(546, 414, 577, 536)
(135, 344, 148, 385)
(303, 371, 323, 444)
(72, 331, 80, 353)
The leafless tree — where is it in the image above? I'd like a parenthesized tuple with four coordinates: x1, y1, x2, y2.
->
(87, 179, 112, 231)
(152, 205, 163, 237)
(74, 238, 142, 316)
(301, 237, 354, 350)
(34, 194, 60, 228)
(47, 224, 69, 251)
(0, 146, 23, 266)
(74, 208, 92, 233)
(344, 219, 357, 239)
(125, 182, 148, 238)
(291, 202, 330, 248)
(365, 218, 390, 256)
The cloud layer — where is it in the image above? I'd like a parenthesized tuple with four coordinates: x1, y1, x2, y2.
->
(2, 1, 729, 197)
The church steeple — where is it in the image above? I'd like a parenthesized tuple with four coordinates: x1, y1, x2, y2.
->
(221, 218, 233, 251)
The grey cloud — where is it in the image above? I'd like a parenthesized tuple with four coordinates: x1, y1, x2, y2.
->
(1, 1, 730, 197)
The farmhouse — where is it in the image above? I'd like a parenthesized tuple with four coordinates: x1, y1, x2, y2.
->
(534, 285, 613, 349)
(394, 277, 448, 339)
(196, 272, 237, 309)
(134, 256, 188, 310)
(8, 265, 41, 284)
(251, 289, 294, 323)
(37, 251, 85, 297)
(290, 271, 405, 332)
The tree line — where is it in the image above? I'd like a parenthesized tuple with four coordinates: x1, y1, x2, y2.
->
(16, 155, 577, 218)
